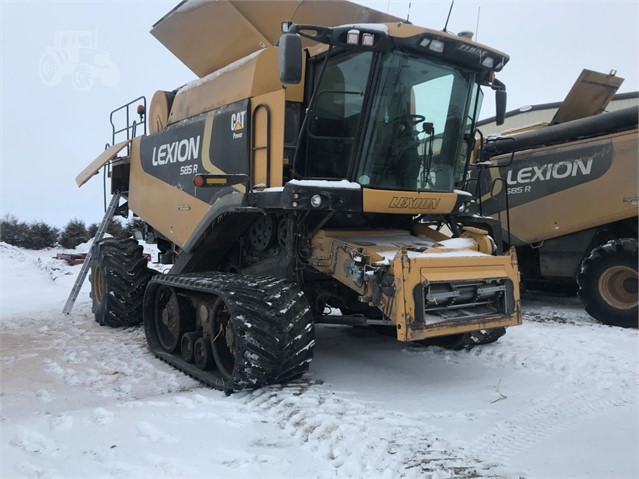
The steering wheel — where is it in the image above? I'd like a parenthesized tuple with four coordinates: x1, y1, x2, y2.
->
(394, 114, 426, 126)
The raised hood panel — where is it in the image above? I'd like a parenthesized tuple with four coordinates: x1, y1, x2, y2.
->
(551, 69, 624, 124)
(151, 0, 402, 77)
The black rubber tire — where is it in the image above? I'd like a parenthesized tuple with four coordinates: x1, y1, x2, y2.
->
(90, 238, 153, 327)
(577, 238, 638, 328)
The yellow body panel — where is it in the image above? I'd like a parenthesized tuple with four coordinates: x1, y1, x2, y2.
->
(551, 69, 623, 124)
(76, 140, 131, 187)
(310, 229, 521, 341)
(128, 137, 211, 248)
(151, 0, 402, 78)
(170, 48, 280, 125)
(488, 130, 638, 244)
(393, 251, 521, 340)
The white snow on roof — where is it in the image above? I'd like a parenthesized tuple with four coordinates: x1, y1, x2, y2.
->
(288, 179, 362, 190)
(415, 250, 487, 258)
(175, 0, 212, 15)
(435, 237, 477, 249)
(372, 237, 483, 265)
(336, 23, 389, 33)
(177, 49, 264, 94)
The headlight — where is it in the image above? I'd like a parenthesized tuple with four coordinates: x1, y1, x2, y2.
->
(310, 194, 322, 208)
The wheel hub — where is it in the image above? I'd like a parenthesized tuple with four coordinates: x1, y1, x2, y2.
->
(92, 265, 104, 304)
(598, 265, 638, 310)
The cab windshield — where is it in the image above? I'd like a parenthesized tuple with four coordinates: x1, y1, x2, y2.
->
(357, 51, 476, 192)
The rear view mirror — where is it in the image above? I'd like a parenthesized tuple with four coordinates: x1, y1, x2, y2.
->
(495, 89, 507, 126)
(279, 33, 302, 84)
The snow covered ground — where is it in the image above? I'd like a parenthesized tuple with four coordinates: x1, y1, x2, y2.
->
(1, 242, 637, 478)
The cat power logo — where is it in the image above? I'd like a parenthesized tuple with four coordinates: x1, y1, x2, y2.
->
(231, 111, 246, 140)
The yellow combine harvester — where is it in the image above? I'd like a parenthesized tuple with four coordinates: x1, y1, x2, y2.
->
(75, 0, 521, 391)
(474, 70, 638, 328)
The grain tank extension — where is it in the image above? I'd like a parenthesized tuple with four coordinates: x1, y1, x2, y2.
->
(75, 0, 521, 391)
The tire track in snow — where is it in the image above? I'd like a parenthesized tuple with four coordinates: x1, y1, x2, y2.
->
(468, 391, 632, 462)
(404, 322, 637, 465)
(242, 381, 515, 478)
(405, 323, 637, 393)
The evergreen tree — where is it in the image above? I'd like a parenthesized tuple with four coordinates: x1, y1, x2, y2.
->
(0, 215, 29, 247)
(107, 218, 129, 239)
(126, 217, 147, 238)
(28, 221, 59, 249)
(59, 219, 90, 249)
(87, 223, 99, 237)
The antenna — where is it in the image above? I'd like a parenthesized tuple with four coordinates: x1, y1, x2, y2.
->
(406, 1, 412, 23)
(443, 0, 455, 32)
(475, 6, 481, 41)
(387, 0, 391, 14)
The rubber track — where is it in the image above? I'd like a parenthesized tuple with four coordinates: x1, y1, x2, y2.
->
(143, 272, 315, 393)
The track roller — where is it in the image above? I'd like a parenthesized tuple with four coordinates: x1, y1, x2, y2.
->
(181, 331, 202, 363)
(194, 337, 214, 370)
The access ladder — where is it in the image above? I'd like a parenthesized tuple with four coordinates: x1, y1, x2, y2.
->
(62, 193, 121, 314)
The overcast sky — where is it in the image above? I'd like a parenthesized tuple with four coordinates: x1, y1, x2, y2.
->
(1, 0, 637, 227)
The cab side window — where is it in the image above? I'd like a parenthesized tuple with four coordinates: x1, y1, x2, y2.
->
(303, 52, 373, 178)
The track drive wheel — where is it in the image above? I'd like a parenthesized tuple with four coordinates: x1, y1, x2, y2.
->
(90, 238, 153, 327)
(577, 238, 638, 328)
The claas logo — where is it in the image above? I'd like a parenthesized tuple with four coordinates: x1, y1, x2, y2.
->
(231, 112, 246, 132)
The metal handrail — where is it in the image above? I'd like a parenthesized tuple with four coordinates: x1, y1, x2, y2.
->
(251, 103, 271, 189)
(109, 96, 147, 154)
